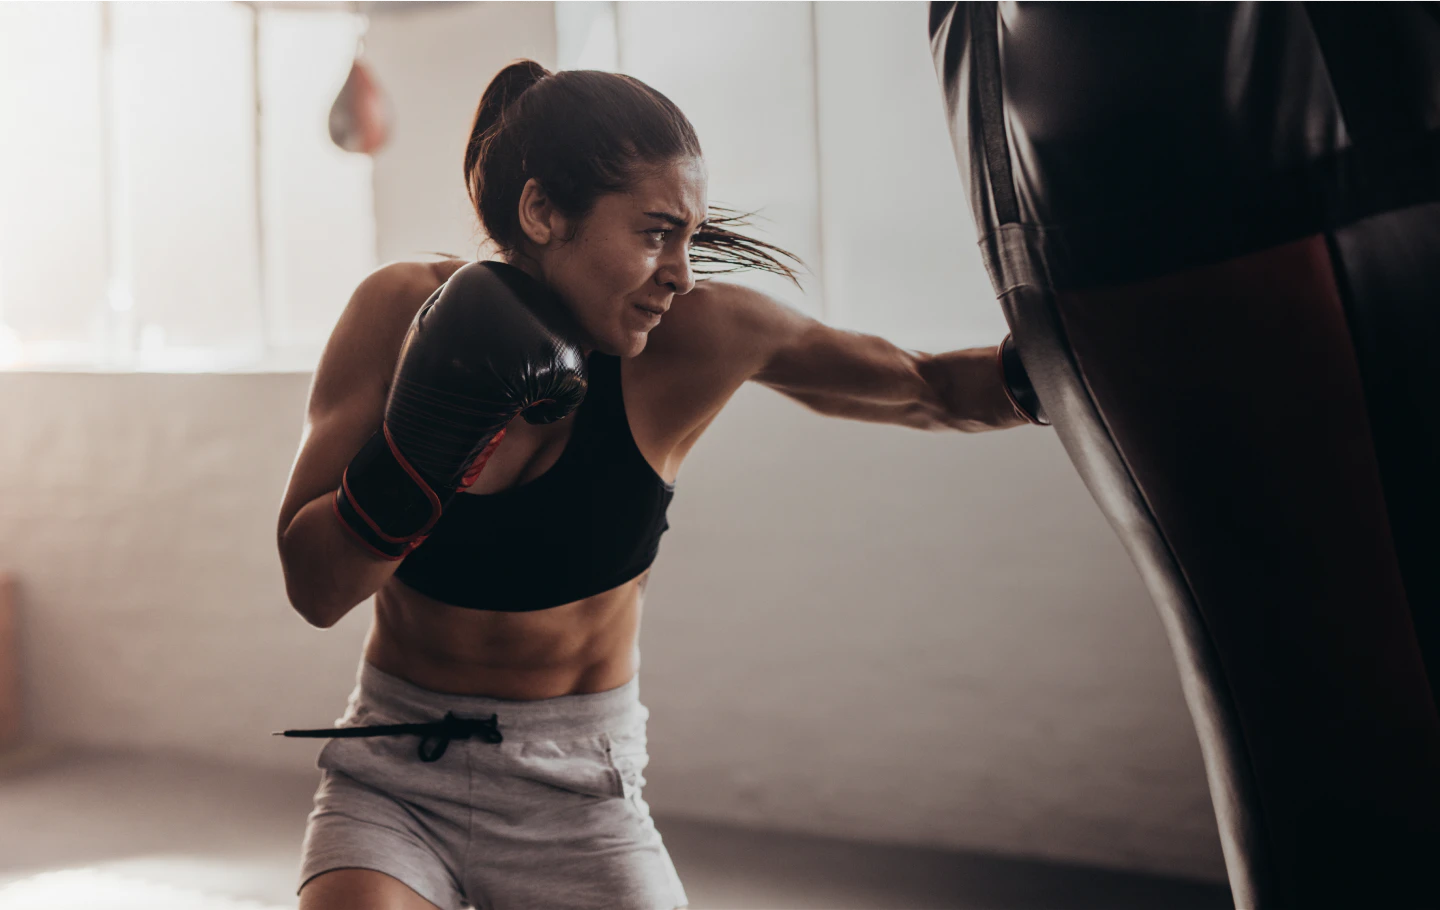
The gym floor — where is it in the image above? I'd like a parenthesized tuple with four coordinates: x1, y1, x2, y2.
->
(0, 746, 1231, 910)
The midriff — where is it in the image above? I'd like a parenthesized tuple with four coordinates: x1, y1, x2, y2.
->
(363, 569, 648, 699)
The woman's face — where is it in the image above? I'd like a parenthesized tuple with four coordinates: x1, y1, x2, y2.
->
(515, 156, 708, 358)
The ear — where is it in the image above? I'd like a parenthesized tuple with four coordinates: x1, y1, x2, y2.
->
(517, 178, 567, 247)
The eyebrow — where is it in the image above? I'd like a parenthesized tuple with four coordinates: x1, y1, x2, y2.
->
(644, 211, 709, 231)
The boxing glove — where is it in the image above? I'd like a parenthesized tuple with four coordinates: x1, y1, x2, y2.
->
(998, 333, 1050, 426)
(333, 261, 588, 559)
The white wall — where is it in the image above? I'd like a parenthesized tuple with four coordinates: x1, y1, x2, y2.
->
(617, 2, 824, 318)
(0, 0, 1228, 885)
(812, 2, 1010, 350)
(365, 1, 558, 262)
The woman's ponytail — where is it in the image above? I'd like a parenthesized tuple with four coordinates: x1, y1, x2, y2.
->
(465, 60, 549, 230)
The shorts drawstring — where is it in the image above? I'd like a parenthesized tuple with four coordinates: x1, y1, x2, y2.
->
(275, 711, 503, 762)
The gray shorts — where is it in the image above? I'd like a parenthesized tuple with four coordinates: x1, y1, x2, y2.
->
(298, 660, 689, 910)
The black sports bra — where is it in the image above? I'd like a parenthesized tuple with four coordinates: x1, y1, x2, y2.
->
(392, 350, 675, 611)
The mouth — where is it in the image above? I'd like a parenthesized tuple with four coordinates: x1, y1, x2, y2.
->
(633, 303, 667, 319)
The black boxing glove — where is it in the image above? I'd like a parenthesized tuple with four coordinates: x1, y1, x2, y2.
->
(333, 261, 588, 559)
(997, 333, 1050, 426)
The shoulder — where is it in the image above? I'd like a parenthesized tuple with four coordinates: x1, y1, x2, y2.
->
(621, 279, 815, 454)
(310, 260, 465, 408)
(346, 259, 470, 341)
(669, 278, 803, 326)
(646, 278, 816, 380)
(356, 259, 464, 311)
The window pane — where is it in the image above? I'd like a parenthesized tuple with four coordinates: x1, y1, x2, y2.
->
(617, 1, 821, 315)
(259, 9, 376, 367)
(814, 2, 1006, 350)
(0, 2, 106, 368)
(111, 1, 262, 370)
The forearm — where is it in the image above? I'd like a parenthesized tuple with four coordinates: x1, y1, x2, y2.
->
(278, 492, 403, 628)
(877, 333, 1035, 431)
(915, 345, 1033, 433)
(780, 342, 1026, 432)
(780, 386, 947, 430)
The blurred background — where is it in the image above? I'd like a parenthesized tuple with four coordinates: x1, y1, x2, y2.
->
(0, 2, 1230, 907)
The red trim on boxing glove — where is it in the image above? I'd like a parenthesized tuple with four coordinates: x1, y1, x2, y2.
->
(330, 424, 453, 559)
(338, 422, 444, 543)
(458, 427, 508, 491)
(331, 490, 409, 561)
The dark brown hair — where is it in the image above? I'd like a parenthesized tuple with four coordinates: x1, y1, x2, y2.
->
(465, 61, 803, 285)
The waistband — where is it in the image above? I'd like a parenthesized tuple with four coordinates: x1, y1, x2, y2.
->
(345, 659, 645, 743)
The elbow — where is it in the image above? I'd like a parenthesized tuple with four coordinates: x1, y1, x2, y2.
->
(307, 613, 342, 631)
(277, 536, 342, 629)
(281, 569, 337, 629)
(291, 592, 342, 630)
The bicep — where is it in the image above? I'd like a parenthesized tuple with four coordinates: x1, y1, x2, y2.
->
(275, 265, 426, 538)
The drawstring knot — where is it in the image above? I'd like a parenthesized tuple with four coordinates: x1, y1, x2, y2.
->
(416, 711, 504, 761)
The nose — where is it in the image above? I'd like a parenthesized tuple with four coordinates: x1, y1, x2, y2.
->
(657, 246, 695, 296)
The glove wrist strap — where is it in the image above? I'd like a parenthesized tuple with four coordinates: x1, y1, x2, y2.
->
(998, 334, 1051, 427)
(332, 427, 450, 559)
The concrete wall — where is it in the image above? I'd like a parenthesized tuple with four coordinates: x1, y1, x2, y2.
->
(0, 0, 1227, 886)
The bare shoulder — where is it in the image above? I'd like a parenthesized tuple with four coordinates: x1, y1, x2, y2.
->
(427, 257, 469, 286)
(645, 278, 814, 382)
(626, 279, 818, 457)
(362, 257, 465, 316)
(308, 260, 462, 413)
(351, 258, 454, 325)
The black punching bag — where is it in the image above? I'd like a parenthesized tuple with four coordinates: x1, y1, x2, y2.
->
(928, 3, 1440, 907)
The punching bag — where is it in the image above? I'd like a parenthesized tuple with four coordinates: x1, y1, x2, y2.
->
(328, 42, 391, 156)
(928, 3, 1440, 907)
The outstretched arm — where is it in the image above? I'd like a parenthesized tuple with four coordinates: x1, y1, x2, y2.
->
(719, 282, 1029, 432)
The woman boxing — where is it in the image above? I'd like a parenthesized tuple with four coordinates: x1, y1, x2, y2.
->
(276, 60, 1039, 910)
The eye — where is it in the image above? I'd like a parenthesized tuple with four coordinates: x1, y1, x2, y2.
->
(646, 228, 670, 243)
